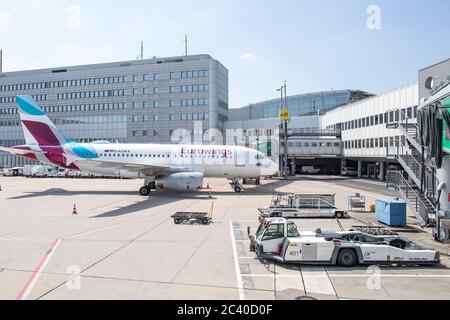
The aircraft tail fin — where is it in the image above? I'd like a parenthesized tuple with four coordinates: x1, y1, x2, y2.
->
(16, 96, 67, 147)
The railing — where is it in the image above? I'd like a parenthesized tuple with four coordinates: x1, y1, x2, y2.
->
(281, 128, 342, 137)
(386, 108, 439, 204)
(386, 108, 422, 144)
(399, 143, 438, 204)
(386, 170, 436, 226)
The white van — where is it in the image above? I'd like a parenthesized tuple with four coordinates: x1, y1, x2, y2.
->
(31, 166, 55, 178)
(301, 166, 321, 174)
(56, 168, 67, 178)
(2, 168, 13, 176)
(23, 165, 34, 177)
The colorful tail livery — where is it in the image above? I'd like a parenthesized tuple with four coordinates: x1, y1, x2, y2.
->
(16, 96, 68, 147)
(0, 96, 81, 169)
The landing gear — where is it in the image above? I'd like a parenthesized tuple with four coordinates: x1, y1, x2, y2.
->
(230, 178, 242, 193)
(140, 176, 156, 197)
(139, 186, 151, 197)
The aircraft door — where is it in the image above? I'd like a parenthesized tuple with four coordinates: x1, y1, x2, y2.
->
(235, 148, 246, 167)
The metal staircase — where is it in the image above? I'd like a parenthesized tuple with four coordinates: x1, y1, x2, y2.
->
(386, 109, 438, 227)
(386, 171, 436, 226)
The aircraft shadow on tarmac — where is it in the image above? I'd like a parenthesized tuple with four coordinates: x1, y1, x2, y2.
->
(6, 179, 295, 218)
(92, 180, 295, 218)
(8, 188, 138, 200)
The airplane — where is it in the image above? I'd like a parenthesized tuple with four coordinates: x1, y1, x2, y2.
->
(0, 96, 279, 196)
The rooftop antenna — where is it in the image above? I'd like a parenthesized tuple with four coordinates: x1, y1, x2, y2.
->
(183, 35, 188, 56)
(0, 50, 3, 73)
(140, 41, 144, 60)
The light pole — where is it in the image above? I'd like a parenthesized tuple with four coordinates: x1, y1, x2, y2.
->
(277, 81, 289, 179)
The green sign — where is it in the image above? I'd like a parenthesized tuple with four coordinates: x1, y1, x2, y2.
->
(258, 142, 272, 157)
(441, 98, 450, 106)
(443, 107, 450, 154)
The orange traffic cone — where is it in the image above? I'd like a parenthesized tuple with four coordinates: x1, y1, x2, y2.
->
(72, 204, 78, 215)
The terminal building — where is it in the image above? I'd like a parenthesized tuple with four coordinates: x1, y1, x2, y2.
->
(0, 54, 228, 168)
(226, 58, 450, 180)
(225, 90, 374, 174)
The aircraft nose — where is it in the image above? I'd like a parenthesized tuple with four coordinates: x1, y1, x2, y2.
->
(260, 159, 279, 176)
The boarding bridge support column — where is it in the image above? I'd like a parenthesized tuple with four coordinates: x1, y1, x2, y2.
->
(358, 160, 362, 178)
(379, 162, 385, 181)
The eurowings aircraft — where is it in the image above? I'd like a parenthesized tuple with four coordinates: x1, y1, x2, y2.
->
(0, 96, 278, 195)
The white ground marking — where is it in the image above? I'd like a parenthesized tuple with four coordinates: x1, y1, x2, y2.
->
(16, 239, 62, 300)
(241, 274, 450, 278)
(229, 220, 245, 300)
(14, 211, 171, 300)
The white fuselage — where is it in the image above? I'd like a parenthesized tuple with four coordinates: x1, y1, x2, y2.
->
(66, 143, 279, 179)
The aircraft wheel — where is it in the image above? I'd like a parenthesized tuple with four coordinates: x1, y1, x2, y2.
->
(148, 182, 156, 190)
(139, 186, 151, 197)
(234, 186, 242, 193)
(338, 249, 358, 267)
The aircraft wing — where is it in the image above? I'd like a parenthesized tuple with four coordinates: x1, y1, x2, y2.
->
(74, 158, 191, 176)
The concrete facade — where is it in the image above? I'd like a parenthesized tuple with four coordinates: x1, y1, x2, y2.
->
(0, 55, 228, 168)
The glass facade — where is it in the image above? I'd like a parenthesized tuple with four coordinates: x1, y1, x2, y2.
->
(233, 90, 373, 121)
(261, 90, 350, 119)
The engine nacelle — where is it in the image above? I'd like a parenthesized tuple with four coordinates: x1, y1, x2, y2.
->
(156, 172, 204, 191)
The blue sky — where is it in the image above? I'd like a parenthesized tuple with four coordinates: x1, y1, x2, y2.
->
(0, 0, 449, 108)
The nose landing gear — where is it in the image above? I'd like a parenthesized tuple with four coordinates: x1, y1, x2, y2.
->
(230, 178, 242, 193)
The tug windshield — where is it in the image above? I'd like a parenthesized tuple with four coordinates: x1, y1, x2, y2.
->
(256, 223, 267, 241)
(287, 223, 300, 237)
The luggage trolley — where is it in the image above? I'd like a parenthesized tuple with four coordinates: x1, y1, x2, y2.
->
(171, 212, 211, 225)
(348, 193, 366, 211)
(171, 203, 214, 225)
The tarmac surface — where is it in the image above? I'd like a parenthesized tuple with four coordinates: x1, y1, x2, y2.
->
(0, 175, 449, 300)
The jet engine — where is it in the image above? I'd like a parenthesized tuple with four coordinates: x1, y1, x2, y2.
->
(156, 172, 204, 191)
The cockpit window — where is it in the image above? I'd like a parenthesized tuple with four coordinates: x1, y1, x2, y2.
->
(256, 154, 265, 160)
